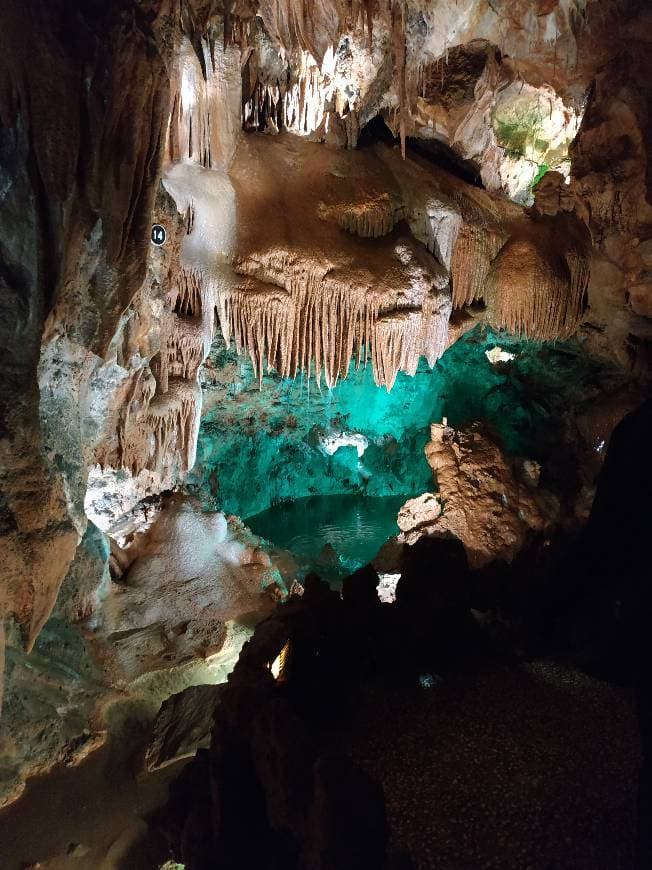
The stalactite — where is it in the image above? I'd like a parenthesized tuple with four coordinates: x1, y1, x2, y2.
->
(335, 195, 397, 238)
(451, 223, 506, 308)
(365, 0, 374, 49)
(373, 309, 423, 390)
(214, 245, 451, 390)
(163, 265, 216, 387)
(371, 291, 451, 390)
(165, 321, 208, 381)
(216, 270, 384, 388)
(391, 0, 408, 159)
(119, 379, 201, 476)
(166, 30, 240, 171)
(243, 33, 373, 145)
(167, 266, 205, 317)
(420, 290, 453, 366)
(484, 235, 588, 340)
(105, 262, 216, 479)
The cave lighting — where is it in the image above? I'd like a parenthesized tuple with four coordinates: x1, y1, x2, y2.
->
(377, 573, 401, 603)
(269, 640, 291, 680)
(485, 346, 516, 365)
(319, 431, 369, 458)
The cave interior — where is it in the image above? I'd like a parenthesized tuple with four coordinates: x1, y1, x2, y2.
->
(0, 1, 651, 868)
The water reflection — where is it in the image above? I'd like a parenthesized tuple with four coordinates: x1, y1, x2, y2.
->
(246, 494, 405, 581)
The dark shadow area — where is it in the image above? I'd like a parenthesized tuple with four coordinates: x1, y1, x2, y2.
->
(407, 137, 483, 188)
(356, 115, 399, 149)
(357, 115, 483, 188)
(138, 423, 649, 870)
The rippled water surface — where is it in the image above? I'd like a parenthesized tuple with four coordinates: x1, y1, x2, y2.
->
(245, 494, 405, 578)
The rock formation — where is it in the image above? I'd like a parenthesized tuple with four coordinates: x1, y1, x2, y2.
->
(0, 494, 285, 805)
(398, 420, 560, 567)
(2, 0, 647, 655)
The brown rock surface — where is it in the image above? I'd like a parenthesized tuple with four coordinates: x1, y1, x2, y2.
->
(399, 420, 559, 568)
(0, 0, 175, 648)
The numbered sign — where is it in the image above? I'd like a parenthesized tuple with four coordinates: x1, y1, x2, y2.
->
(151, 224, 166, 246)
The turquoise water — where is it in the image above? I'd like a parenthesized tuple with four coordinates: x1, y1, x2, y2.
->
(246, 493, 405, 580)
(189, 325, 625, 524)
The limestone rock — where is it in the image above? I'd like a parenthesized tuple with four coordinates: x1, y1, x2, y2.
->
(0, 0, 177, 648)
(0, 617, 106, 807)
(399, 421, 559, 568)
(145, 683, 224, 772)
(54, 523, 111, 625)
(100, 495, 283, 683)
(397, 492, 442, 534)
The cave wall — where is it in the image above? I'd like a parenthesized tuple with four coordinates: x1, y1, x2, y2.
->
(0, 0, 649, 668)
(189, 324, 632, 532)
(0, 0, 178, 654)
(242, 0, 651, 358)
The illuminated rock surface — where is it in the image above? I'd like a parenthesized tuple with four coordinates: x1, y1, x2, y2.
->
(0, 496, 283, 806)
(399, 420, 559, 568)
(190, 324, 631, 523)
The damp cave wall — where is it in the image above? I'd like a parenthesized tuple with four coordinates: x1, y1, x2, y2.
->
(189, 325, 631, 522)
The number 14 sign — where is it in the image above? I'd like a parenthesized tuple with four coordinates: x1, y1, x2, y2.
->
(151, 224, 166, 246)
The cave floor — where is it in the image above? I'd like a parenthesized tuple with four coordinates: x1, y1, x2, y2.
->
(0, 740, 189, 870)
(0, 654, 640, 870)
(347, 658, 640, 870)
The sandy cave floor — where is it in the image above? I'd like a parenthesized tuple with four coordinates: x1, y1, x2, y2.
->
(0, 740, 189, 870)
